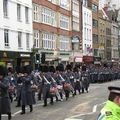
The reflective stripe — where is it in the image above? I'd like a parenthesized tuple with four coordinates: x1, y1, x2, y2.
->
(98, 114, 105, 120)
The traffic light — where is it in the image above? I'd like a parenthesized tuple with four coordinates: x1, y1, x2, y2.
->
(41, 53, 46, 64)
(35, 53, 40, 64)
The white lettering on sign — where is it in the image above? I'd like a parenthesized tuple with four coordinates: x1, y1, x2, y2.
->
(20, 54, 30, 57)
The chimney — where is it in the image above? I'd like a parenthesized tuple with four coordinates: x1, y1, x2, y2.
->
(104, 4, 108, 11)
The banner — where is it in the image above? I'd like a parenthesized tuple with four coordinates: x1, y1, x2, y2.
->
(99, 46, 104, 53)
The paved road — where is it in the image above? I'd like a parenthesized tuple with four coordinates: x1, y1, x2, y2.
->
(2, 80, 120, 120)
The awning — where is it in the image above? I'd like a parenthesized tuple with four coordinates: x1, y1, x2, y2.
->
(75, 57, 82, 62)
(45, 59, 52, 61)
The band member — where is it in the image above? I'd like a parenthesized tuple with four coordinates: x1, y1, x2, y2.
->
(49, 66, 61, 101)
(15, 66, 23, 107)
(37, 65, 43, 100)
(42, 66, 56, 107)
(6, 67, 15, 103)
(73, 67, 81, 95)
(57, 64, 71, 100)
(81, 65, 89, 93)
(0, 65, 11, 120)
(20, 66, 34, 115)
(66, 64, 75, 97)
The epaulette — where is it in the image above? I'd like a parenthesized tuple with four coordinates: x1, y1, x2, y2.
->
(105, 111, 112, 116)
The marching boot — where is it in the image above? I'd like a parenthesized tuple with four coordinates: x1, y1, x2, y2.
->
(8, 113, 12, 120)
(43, 99, 47, 107)
(29, 105, 33, 112)
(15, 100, 21, 107)
(50, 97, 53, 105)
(86, 88, 88, 93)
(82, 87, 84, 93)
(56, 96, 58, 102)
(78, 90, 81, 95)
(38, 94, 41, 100)
(20, 105, 25, 115)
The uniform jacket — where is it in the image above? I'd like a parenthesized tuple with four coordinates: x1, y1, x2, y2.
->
(0, 77, 11, 114)
(21, 75, 34, 105)
(98, 100, 120, 120)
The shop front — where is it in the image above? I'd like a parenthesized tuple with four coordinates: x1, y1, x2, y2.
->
(0, 51, 14, 69)
(83, 56, 94, 68)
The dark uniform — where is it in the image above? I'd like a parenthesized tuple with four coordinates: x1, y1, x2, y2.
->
(41, 66, 56, 107)
(37, 65, 43, 100)
(73, 67, 81, 95)
(66, 64, 75, 96)
(20, 66, 34, 115)
(0, 65, 11, 120)
(57, 64, 70, 100)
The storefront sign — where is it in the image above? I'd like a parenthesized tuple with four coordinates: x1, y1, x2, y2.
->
(3, 52, 7, 57)
(83, 56, 93, 62)
(20, 54, 30, 57)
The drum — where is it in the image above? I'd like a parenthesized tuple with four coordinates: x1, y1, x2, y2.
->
(8, 86, 14, 92)
(64, 83, 71, 91)
(50, 87, 57, 96)
(57, 85, 63, 93)
(31, 85, 38, 92)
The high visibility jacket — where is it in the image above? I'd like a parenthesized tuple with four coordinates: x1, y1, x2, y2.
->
(98, 100, 120, 120)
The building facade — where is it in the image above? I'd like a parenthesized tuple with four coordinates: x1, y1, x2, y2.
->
(0, 0, 33, 70)
(98, 11, 106, 61)
(88, 0, 99, 57)
(105, 9, 119, 66)
(71, 0, 83, 65)
(32, 0, 72, 67)
(82, 4, 92, 56)
(99, 0, 120, 10)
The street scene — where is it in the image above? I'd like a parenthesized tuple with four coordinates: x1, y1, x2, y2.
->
(2, 80, 120, 120)
(1, 0, 120, 120)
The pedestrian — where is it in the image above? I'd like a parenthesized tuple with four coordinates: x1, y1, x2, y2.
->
(97, 86, 120, 120)
(0, 65, 11, 120)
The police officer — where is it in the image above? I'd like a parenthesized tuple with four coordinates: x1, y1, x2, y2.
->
(0, 65, 11, 120)
(98, 86, 120, 120)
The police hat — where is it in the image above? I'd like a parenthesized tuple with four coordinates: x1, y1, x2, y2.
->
(66, 64, 71, 70)
(0, 65, 6, 76)
(108, 86, 120, 95)
(42, 66, 48, 73)
(49, 66, 55, 73)
(16, 66, 23, 74)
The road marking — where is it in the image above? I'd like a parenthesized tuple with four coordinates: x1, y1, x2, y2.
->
(64, 101, 106, 120)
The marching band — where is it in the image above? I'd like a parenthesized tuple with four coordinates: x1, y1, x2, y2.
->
(0, 64, 120, 120)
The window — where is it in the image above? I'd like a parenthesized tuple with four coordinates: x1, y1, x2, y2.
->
(84, 28, 86, 40)
(34, 31, 39, 48)
(94, 49, 98, 56)
(83, 0, 88, 7)
(92, 4, 98, 13)
(26, 33, 29, 49)
(59, 36, 70, 51)
(59, 0, 69, 10)
(4, 29, 9, 47)
(17, 4, 21, 21)
(48, 0, 55, 4)
(42, 7, 55, 26)
(93, 19, 98, 27)
(42, 33, 56, 50)
(3, 0, 8, 17)
(93, 34, 98, 42)
(60, 15, 69, 30)
(34, 5, 38, 21)
(18, 32, 22, 48)
(25, 7, 29, 23)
